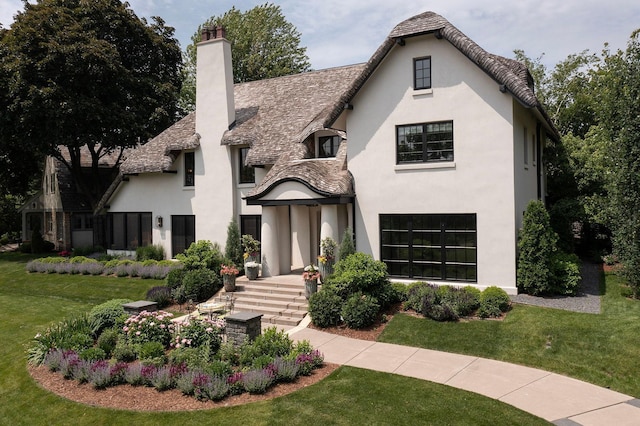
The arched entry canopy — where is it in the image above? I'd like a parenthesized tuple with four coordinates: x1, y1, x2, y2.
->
(244, 145, 354, 277)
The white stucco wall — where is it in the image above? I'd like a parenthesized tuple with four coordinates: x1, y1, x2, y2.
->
(346, 33, 529, 293)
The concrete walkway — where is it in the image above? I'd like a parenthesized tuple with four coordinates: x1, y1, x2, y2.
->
(288, 318, 640, 425)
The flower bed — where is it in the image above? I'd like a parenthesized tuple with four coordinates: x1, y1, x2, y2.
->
(26, 257, 181, 280)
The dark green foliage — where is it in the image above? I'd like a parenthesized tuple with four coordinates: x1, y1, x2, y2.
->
(145, 286, 172, 308)
(341, 293, 380, 329)
(79, 347, 107, 362)
(176, 240, 224, 271)
(405, 283, 482, 321)
(136, 245, 165, 261)
(249, 327, 293, 359)
(113, 341, 137, 363)
(338, 227, 356, 261)
(181, 268, 219, 302)
(391, 282, 409, 302)
(137, 341, 166, 362)
(166, 267, 186, 289)
(308, 289, 344, 328)
(438, 286, 480, 317)
(88, 299, 131, 336)
(326, 252, 390, 301)
(478, 286, 511, 318)
(224, 219, 243, 269)
(30, 221, 46, 254)
(550, 252, 582, 295)
(96, 328, 119, 358)
(517, 200, 559, 295)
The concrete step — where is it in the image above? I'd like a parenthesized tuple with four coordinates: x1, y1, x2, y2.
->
(230, 295, 307, 311)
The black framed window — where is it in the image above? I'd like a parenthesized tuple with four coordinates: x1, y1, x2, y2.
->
(318, 136, 340, 158)
(239, 147, 255, 184)
(397, 121, 453, 164)
(184, 152, 195, 186)
(380, 214, 477, 282)
(240, 215, 261, 243)
(71, 214, 93, 230)
(171, 215, 195, 258)
(414, 56, 431, 90)
(108, 212, 152, 250)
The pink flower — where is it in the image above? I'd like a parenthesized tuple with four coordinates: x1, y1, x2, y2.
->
(123, 326, 129, 332)
(205, 327, 213, 332)
(160, 324, 165, 329)
(136, 331, 141, 336)
(175, 343, 181, 348)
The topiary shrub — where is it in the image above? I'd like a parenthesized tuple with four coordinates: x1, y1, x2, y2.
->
(146, 286, 172, 308)
(225, 219, 243, 271)
(326, 252, 390, 302)
(181, 268, 219, 302)
(341, 293, 379, 329)
(478, 286, 511, 318)
(88, 299, 132, 336)
(517, 200, 559, 295)
(308, 289, 343, 328)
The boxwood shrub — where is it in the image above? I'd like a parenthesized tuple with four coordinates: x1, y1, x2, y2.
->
(341, 292, 379, 329)
(308, 289, 343, 328)
(478, 286, 511, 318)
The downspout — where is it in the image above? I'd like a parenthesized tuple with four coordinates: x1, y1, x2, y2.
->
(536, 123, 542, 201)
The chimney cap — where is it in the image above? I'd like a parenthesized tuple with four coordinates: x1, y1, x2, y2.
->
(200, 25, 226, 42)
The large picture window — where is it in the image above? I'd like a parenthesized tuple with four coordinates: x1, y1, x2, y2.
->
(397, 121, 453, 164)
(171, 215, 195, 258)
(380, 214, 476, 282)
(414, 56, 431, 90)
(108, 212, 152, 250)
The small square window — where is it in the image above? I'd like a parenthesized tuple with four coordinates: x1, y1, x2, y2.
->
(414, 57, 431, 90)
(318, 136, 340, 158)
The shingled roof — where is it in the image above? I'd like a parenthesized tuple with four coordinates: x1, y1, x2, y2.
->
(120, 113, 199, 175)
(222, 64, 366, 166)
(326, 11, 559, 140)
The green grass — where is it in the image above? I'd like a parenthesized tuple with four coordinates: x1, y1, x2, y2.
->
(380, 271, 640, 397)
(0, 252, 545, 425)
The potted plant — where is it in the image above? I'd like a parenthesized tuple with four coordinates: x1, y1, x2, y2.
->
(220, 264, 239, 291)
(245, 261, 260, 280)
(302, 264, 320, 299)
(318, 237, 337, 283)
(241, 234, 260, 263)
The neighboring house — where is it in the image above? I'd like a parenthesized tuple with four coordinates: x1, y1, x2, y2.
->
(99, 12, 558, 294)
(20, 148, 122, 251)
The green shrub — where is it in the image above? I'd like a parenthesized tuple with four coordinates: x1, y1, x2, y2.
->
(391, 282, 409, 302)
(517, 200, 559, 295)
(79, 347, 107, 362)
(137, 341, 166, 361)
(168, 347, 204, 369)
(173, 317, 224, 358)
(308, 289, 344, 328)
(249, 326, 293, 359)
(136, 244, 165, 261)
(88, 299, 132, 336)
(166, 266, 186, 289)
(551, 252, 582, 295)
(205, 360, 233, 378)
(122, 310, 174, 347)
(28, 315, 94, 365)
(478, 286, 511, 318)
(405, 282, 436, 313)
(181, 268, 220, 302)
(176, 240, 224, 271)
(113, 341, 137, 362)
(225, 219, 243, 270)
(69, 256, 97, 264)
(326, 252, 390, 301)
(96, 328, 119, 357)
(338, 227, 356, 261)
(438, 286, 480, 317)
(341, 293, 379, 329)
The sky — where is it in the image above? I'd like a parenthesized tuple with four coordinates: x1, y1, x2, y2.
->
(1, 0, 639, 71)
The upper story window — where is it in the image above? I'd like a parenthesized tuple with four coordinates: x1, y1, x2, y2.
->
(184, 152, 195, 186)
(414, 56, 432, 90)
(523, 127, 528, 166)
(239, 147, 255, 184)
(318, 136, 341, 158)
(397, 121, 453, 164)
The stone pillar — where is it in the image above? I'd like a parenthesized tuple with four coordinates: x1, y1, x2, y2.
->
(225, 312, 263, 347)
(320, 204, 339, 246)
(261, 206, 279, 277)
(290, 205, 310, 270)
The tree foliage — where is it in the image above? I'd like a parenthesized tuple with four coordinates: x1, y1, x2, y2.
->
(0, 0, 182, 207)
(179, 3, 311, 112)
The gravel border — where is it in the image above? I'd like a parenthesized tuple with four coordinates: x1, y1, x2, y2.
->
(510, 262, 602, 314)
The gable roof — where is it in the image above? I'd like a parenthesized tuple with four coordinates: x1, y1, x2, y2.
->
(327, 11, 559, 140)
(222, 64, 366, 166)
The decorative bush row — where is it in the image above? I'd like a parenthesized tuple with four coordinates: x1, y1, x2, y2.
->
(30, 300, 324, 403)
(25, 257, 181, 280)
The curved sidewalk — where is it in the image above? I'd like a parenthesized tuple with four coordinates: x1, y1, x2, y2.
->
(288, 320, 640, 425)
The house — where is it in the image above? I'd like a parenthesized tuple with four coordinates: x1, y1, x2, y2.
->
(20, 147, 123, 251)
(98, 12, 558, 294)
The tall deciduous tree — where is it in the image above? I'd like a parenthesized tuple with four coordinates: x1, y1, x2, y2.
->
(179, 3, 311, 113)
(0, 0, 182, 208)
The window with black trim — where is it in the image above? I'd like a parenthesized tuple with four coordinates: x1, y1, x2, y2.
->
(108, 212, 152, 250)
(380, 214, 477, 282)
(239, 147, 255, 184)
(184, 152, 195, 186)
(240, 215, 261, 244)
(414, 56, 431, 90)
(318, 136, 340, 158)
(397, 121, 453, 164)
(171, 215, 195, 258)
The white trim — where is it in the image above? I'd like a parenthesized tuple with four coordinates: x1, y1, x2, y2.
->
(394, 162, 456, 172)
(413, 88, 433, 97)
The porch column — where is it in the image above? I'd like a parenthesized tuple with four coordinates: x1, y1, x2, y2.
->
(278, 206, 291, 274)
(291, 205, 310, 269)
(320, 204, 339, 248)
(261, 206, 279, 277)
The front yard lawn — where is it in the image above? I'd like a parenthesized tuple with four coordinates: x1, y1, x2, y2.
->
(379, 271, 640, 398)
